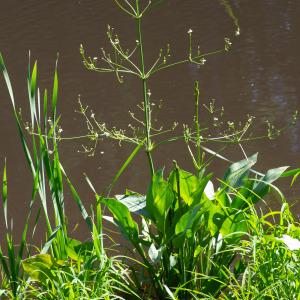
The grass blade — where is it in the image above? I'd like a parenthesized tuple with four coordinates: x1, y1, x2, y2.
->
(2, 160, 8, 229)
(52, 64, 58, 118)
(107, 140, 144, 196)
(41, 226, 61, 254)
(65, 173, 93, 231)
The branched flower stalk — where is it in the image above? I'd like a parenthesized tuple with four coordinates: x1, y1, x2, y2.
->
(135, 0, 154, 175)
(79, 0, 237, 177)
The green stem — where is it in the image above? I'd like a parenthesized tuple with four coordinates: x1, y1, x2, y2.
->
(135, 242, 164, 298)
(136, 0, 154, 176)
(194, 81, 201, 175)
(151, 49, 225, 76)
(173, 160, 182, 215)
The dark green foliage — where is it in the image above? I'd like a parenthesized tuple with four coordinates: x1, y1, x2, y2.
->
(102, 156, 289, 298)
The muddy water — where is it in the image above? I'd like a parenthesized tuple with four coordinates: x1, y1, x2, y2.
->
(0, 0, 300, 239)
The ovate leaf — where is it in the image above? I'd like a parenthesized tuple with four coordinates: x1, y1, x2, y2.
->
(101, 198, 139, 242)
(22, 254, 65, 282)
(146, 169, 174, 234)
(252, 166, 288, 203)
(115, 194, 147, 216)
(173, 204, 203, 247)
(169, 168, 199, 205)
(223, 153, 258, 188)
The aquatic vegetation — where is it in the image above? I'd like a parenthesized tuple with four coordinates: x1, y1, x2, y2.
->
(0, 0, 300, 299)
(0, 54, 139, 299)
(79, 0, 241, 177)
(101, 154, 293, 298)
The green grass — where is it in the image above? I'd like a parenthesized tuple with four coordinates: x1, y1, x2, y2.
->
(0, 53, 139, 300)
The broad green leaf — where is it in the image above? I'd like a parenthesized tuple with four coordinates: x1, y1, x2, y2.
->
(146, 169, 175, 234)
(201, 195, 226, 237)
(191, 174, 213, 206)
(252, 166, 289, 203)
(115, 194, 147, 216)
(281, 168, 300, 178)
(223, 153, 258, 188)
(220, 211, 248, 243)
(66, 245, 83, 262)
(173, 203, 203, 247)
(76, 243, 94, 256)
(102, 198, 139, 242)
(169, 168, 199, 205)
(230, 178, 255, 209)
(22, 254, 65, 282)
(65, 239, 85, 262)
(175, 203, 202, 236)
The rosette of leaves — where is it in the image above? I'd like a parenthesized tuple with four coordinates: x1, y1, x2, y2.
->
(101, 154, 288, 298)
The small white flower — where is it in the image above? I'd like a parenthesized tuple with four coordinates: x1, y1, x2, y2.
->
(91, 113, 95, 118)
(58, 128, 63, 133)
(278, 234, 300, 251)
(187, 29, 193, 34)
(200, 58, 206, 64)
(100, 151, 104, 155)
(224, 37, 232, 45)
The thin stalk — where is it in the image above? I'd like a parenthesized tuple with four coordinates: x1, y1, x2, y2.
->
(135, 242, 164, 298)
(136, 0, 154, 176)
(194, 81, 201, 175)
(151, 49, 225, 75)
(173, 160, 182, 215)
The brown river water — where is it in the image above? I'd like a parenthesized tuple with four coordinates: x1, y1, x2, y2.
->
(0, 0, 300, 240)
